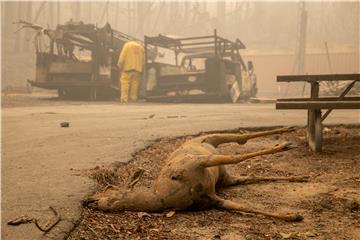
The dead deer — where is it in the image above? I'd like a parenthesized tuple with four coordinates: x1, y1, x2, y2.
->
(85, 127, 308, 222)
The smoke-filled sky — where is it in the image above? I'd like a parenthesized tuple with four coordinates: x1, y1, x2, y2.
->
(3, 1, 360, 51)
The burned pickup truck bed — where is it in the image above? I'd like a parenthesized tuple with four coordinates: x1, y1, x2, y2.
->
(143, 30, 257, 103)
(18, 20, 139, 100)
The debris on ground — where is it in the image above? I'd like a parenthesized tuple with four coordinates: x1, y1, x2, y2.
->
(60, 122, 70, 127)
(7, 215, 33, 225)
(165, 211, 176, 218)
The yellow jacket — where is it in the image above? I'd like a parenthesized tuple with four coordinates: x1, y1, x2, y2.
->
(117, 41, 145, 73)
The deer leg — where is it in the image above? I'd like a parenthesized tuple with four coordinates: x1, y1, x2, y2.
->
(220, 175, 310, 187)
(202, 127, 295, 147)
(201, 141, 293, 167)
(211, 195, 303, 222)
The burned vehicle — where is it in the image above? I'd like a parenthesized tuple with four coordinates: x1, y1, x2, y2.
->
(144, 30, 257, 102)
(17, 20, 139, 99)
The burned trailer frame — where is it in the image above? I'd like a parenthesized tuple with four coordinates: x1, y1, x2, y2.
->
(21, 20, 140, 100)
(143, 30, 257, 102)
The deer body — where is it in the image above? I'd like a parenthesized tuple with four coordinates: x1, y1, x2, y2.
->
(86, 127, 307, 221)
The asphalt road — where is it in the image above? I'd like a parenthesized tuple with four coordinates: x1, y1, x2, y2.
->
(2, 95, 359, 239)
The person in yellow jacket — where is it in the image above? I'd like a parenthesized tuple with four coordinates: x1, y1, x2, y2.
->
(117, 41, 145, 103)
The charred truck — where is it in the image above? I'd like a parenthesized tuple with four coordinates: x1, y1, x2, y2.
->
(144, 30, 257, 102)
(17, 20, 140, 100)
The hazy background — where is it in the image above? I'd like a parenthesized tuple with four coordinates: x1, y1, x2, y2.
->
(2, 1, 359, 97)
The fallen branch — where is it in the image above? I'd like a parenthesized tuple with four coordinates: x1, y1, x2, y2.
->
(7, 215, 33, 225)
(13, 19, 44, 32)
(86, 224, 101, 238)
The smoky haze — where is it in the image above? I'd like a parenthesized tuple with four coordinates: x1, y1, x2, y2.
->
(2, 1, 359, 97)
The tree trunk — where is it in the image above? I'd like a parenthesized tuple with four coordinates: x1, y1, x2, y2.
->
(88, 2, 92, 24)
(115, 2, 119, 29)
(33, 1, 46, 23)
(99, 1, 109, 26)
(57, 1, 60, 25)
(48, 2, 54, 28)
(183, 1, 190, 27)
(14, 2, 23, 52)
(216, 2, 226, 29)
(23, 1, 32, 51)
(73, 2, 81, 21)
(136, 2, 144, 36)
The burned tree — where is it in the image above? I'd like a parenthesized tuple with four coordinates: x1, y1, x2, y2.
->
(85, 127, 308, 222)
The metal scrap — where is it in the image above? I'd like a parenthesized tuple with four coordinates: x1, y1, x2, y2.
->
(7, 206, 61, 233)
(34, 206, 61, 233)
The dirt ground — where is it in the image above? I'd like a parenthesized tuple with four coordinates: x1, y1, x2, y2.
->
(68, 126, 360, 240)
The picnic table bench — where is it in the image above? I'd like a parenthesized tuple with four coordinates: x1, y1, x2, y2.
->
(276, 73, 360, 152)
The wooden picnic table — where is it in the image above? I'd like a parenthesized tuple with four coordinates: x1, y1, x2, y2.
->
(276, 73, 360, 152)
